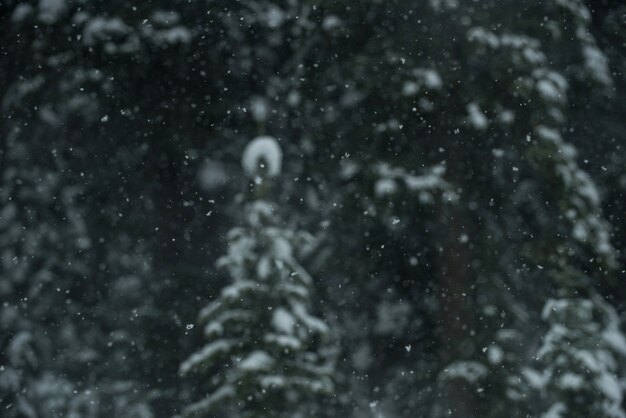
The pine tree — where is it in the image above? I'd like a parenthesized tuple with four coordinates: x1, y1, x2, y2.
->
(179, 137, 333, 418)
(525, 292, 626, 418)
(0, 130, 93, 417)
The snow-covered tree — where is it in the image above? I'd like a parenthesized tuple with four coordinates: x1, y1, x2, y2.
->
(525, 294, 626, 418)
(179, 137, 333, 418)
(2, 1, 626, 417)
(0, 130, 92, 417)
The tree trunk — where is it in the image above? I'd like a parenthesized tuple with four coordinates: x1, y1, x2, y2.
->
(435, 206, 477, 418)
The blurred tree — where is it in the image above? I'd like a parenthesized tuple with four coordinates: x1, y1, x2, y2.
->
(179, 137, 333, 417)
(0, 1, 625, 417)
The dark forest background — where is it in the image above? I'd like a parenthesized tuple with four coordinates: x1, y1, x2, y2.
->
(1, 1, 626, 417)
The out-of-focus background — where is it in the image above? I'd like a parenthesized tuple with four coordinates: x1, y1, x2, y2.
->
(1, 1, 626, 417)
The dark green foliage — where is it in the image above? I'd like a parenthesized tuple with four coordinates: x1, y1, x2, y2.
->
(1, 1, 625, 417)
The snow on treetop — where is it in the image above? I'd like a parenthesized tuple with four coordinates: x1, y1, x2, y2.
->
(242, 136, 282, 178)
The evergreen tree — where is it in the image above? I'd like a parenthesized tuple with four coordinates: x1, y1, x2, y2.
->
(179, 137, 333, 417)
(1, 1, 626, 417)
(527, 294, 626, 418)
